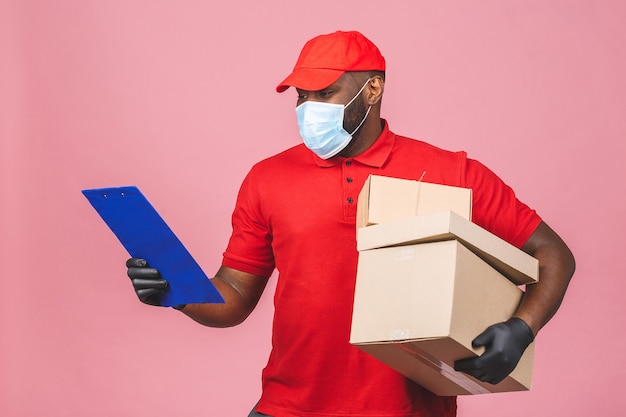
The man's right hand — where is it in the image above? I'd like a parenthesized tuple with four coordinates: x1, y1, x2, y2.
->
(126, 258, 169, 306)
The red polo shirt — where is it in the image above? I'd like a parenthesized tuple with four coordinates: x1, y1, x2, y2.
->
(222, 121, 541, 417)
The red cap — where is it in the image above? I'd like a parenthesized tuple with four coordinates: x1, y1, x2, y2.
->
(276, 31, 386, 93)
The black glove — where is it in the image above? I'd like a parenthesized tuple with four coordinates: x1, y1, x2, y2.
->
(453, 317, 534, 385)
(126, 257, 171, 307)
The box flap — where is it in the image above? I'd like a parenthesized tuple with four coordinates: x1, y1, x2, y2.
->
(355, 338, 533, 395)
(357, 210, 538, 285)
(357, 175, 472, 228)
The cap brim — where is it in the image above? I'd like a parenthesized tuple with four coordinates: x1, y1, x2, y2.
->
(276, 68, 345, 93)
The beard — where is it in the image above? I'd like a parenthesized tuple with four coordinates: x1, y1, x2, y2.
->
(342, 94, 369, 139)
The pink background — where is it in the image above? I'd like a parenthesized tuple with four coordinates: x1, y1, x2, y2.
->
(1, 1, 624, 416)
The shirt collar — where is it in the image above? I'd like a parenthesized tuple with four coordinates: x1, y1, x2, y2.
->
(313, 120, 395, 168)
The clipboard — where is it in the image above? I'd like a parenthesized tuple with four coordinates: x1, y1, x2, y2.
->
(82, 186, 224, 306)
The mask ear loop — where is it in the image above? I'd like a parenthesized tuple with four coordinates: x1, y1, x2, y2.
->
(344, 77, 373, 109)
(345, 78, 373, 136)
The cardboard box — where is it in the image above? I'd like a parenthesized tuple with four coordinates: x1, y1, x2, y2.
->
(357, 210, 538, 285)
(350, 240, 535, 395)
(357, 175, 472, 228)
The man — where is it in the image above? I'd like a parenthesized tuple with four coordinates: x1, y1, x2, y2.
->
(127, 31, 575, 416)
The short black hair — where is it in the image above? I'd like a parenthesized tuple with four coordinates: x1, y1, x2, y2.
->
(367, 70, 385, 81)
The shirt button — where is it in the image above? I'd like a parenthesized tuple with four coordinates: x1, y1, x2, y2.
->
(347, 197, 354, 204)
(346, 177, 353, 183)
(346, 160, 352, 166)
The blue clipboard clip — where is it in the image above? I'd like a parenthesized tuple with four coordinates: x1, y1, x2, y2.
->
(82, 186, 224, 306)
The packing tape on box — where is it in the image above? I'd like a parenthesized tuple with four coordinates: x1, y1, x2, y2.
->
(396, 343, 491, 395)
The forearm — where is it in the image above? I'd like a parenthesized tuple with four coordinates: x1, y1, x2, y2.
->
(177, 267, 269, 328)
(515, 222, 576, 335)
(177, 279, 251, 327)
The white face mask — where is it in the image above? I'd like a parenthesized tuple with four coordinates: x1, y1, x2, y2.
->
(295, 78, 372, 159)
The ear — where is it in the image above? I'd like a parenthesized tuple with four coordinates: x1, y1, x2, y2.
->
(366, 76, 384, 105)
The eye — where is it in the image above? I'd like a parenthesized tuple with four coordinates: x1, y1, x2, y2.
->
(319, 90, 334, 98)
(296, 89, 307, 100)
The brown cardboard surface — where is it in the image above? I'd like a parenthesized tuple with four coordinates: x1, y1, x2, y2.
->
(350, 240, 534, 395)
(357, 210, 539, 285)
(357, 175, 472, 228)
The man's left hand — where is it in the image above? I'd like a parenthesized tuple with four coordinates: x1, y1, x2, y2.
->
(453, 317, 534, 384)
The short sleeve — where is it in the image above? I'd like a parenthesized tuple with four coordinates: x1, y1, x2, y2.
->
(462, 158, 542, 248)
(222, 167, 275, 277)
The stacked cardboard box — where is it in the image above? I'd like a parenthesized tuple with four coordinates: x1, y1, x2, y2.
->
(350, 175, 538, 395)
